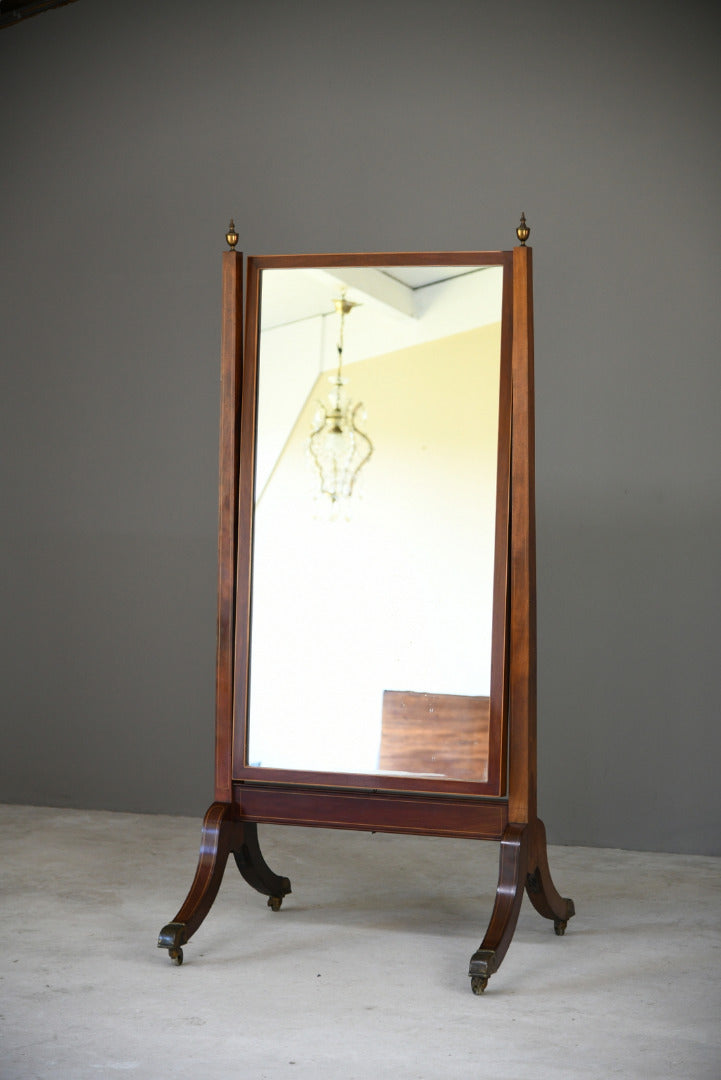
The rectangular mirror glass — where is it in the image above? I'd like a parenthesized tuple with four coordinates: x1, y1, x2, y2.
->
(237, 254, 510, 796)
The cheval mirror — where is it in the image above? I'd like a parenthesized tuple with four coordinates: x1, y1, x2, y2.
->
(158, 216, 575, 993)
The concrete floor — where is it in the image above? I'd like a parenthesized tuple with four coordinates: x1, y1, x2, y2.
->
(1, 804, 719, 1079)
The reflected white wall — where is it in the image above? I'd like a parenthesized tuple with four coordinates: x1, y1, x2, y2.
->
(248, 318, 501, 774)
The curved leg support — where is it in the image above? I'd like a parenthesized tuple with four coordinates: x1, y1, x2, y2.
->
(157, 802, 239, 963)
(468, 823, 528, 993)
(525, 818, 575, 935)
(232, 821, 291, 911)
(158, 803, 293, 964)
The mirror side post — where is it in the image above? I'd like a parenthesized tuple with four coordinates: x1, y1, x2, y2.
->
(470, 241, 573, 994)
(469, 241, 537, 991)
(215, 248, 244, 804)
(157, 243, 247, 964)
(508, 243, 537, 825)
(506, 242, 576, 947)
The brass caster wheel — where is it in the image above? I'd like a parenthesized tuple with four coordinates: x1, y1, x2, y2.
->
(169, 946, 183, 965)
(267, 895, 283, 912)
(554, 918, 567, 936)
(470, 976, 488, 995)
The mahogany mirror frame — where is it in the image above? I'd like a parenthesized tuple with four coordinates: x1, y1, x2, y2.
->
(234, 249, 511, 813)
(158, 222, 575, 993)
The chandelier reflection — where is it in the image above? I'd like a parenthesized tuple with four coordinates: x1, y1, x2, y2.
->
(308, 291, 373, 506)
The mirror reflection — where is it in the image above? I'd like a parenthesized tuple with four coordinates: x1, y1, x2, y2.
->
(247, 263, 503, 782)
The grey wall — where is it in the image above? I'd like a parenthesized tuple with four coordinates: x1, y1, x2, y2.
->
(1, 0, 719, 853)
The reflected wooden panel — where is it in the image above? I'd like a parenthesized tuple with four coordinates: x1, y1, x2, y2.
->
(379, 690, 490, 781)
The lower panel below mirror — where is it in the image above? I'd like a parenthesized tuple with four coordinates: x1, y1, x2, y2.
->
(233, 783, 508, 840)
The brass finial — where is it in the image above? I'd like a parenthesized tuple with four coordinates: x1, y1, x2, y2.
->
(225, 219, 238, 250)
(516, 212, 530, 245)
